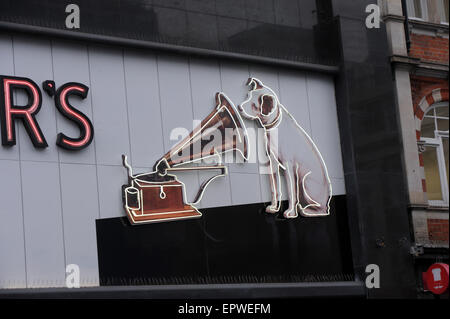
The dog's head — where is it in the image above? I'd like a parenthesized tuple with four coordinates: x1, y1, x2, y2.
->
(238, 78, 279, 122)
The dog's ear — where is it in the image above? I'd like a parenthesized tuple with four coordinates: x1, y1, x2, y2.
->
(246, 78, 264, 91)
(259, 94, 276, 116)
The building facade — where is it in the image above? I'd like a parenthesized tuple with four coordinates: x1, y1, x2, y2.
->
(382, 0, 449, 298)
(0, 0, 447, 298)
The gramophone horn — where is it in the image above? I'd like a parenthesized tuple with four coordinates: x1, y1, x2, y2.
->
(155, 92, 249, 171)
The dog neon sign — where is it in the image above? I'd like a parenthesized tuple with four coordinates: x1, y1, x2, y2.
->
(239, 78, 332, 218)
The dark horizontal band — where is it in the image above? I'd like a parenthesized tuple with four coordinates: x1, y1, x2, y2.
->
(0, 281, 365, 299)
(0, 21, 339, 75)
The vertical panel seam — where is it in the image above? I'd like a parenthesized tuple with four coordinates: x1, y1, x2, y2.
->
(86, 45, 105, 285)
(50, 40, 68, 280)
(218, 60, 234, 205)
(86, 45, 102, 220)
(277, 72, 283, 101)
(305, 74, 314, 139)
(151, 53, 164, 164)
(155, 55, 167, 151)
(122, 49, 134, 166)
(12, 35, 28, 288)
(187, 57, 201, 191)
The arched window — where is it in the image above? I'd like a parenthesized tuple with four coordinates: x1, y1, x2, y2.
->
(420, 101, 449, 206)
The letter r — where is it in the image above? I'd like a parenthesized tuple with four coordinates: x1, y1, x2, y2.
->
(0, 76, 47, 148)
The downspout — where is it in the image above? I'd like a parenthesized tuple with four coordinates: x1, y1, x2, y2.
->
(401, 0, 412, 52)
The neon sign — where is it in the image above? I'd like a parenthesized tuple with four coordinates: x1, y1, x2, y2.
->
(122, 79, 332, 225)
(122, 92, 247, 224)
(0, 75, 94, 150)
(239, 78, 332, 218)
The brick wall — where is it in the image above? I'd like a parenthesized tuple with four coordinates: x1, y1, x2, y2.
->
(409, 33, 449, 64)
(427, 218, 449, 243)
(412, 211, 449, 248)
(410, 75, 448, 109)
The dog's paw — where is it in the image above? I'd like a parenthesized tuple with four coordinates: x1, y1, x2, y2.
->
(283, 210, 298, 219)
(266, 205, 279, 214)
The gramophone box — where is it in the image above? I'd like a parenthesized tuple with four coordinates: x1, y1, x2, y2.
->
(123, 172, 201, 225)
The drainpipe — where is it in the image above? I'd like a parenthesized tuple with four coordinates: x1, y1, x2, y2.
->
(401, 0, 412, 52)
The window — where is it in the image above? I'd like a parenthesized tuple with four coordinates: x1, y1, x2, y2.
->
(420, 102, 449, 206)
(407, 0, 449, 24)
(438, 0, 449, 23)
(407, 0, 429, 20)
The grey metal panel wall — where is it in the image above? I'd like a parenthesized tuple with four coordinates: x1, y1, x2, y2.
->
(0, 33, 345, 288)
(0, 160, 26, 288)
(21, 161, 65, 287)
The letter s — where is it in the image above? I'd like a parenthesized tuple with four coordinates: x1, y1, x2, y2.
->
(55, 82, 94, 150)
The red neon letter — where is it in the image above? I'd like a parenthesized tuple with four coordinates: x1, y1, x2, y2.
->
(0, 76, 47, 147)
(55, 82, 94, 150)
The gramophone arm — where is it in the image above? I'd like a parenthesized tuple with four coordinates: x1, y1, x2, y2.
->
(190, 165, 227, 205)
(164, 165, 227, 205)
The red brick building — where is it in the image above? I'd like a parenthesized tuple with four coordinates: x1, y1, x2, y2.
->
(383, 0, 448, 298)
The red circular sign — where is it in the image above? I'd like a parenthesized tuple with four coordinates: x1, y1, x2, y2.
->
(425, 263, 449, 295)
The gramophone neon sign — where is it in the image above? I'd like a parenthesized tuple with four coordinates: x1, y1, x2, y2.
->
(122, 92, 248, 224)
(122, 78, 332, 225)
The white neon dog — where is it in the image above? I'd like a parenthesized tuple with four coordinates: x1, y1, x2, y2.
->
(238, 78, 332, 218)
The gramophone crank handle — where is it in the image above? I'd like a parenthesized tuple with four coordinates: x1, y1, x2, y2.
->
(122, 154, 133, 183)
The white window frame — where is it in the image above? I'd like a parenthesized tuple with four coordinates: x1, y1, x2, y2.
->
(437, 0, 449, 24)
(420, 102, 449, 207)
(407, 0, 429, 21)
